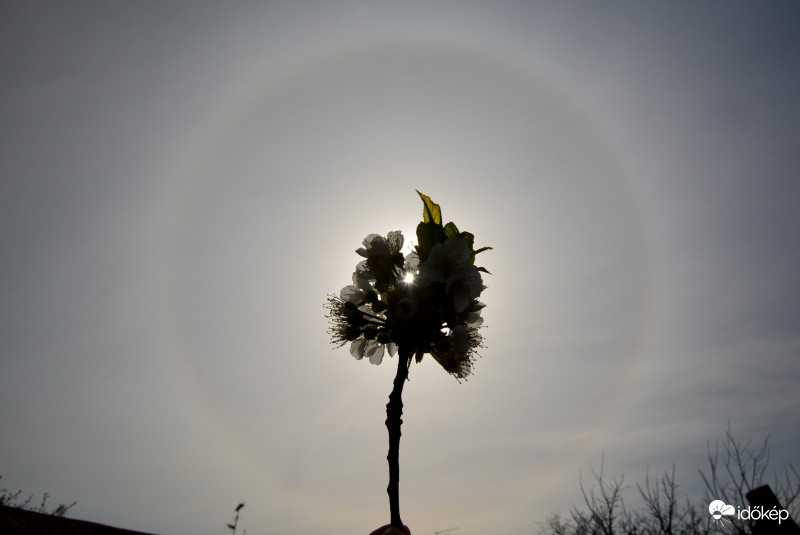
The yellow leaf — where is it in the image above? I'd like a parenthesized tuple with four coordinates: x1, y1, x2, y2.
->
(416, 190, 442, 225)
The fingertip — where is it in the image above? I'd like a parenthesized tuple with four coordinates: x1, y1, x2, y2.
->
(368, 525, 411, 535)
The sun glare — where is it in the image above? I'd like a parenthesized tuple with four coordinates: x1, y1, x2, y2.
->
(401, 226, 417, 285)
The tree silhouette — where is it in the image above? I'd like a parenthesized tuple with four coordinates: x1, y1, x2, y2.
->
(539, 428, 799, 535)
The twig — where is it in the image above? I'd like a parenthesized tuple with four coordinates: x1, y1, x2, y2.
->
(386, 347, 411, 529)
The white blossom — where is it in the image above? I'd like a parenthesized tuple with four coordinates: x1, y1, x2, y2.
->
(418, 237, 483, 312)
(340, 284, 366, 304)
(326, 192, 490, 380)
(356, 234, 390, 258)
(350, 338, 386, 364)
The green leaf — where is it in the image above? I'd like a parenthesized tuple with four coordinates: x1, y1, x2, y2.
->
(459, 231, 475, 253)
(474, 246, 493, 255)
(444, 221, 460, 238)
(416, 221, 433, 251)
(416, 221, 446, 259)
(477, 266, 491, 274)
(416, 190, 442, 225)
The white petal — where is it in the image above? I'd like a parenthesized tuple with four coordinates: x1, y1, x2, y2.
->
(362, 233, 381, 248)
(426, 242, 445, 264)
(452, 291, 470, 313)
(387, 230, 404, 252)
(387, 342, 398, 356)
(352, 269, 373, 292)
(468, 314, 484, 327)
(369, 235, 390, 255)
(444, 236, 471, 265)
(364, 340, 385, 365)
(404, 252, 420, 271)
(349, 338, 367, 360)
(340, 285, 365, 304)
(355, 260, 374, 278)
(464, 265, 483, 295)
(418, 243, 447, 286)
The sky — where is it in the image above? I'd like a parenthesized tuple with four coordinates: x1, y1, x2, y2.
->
(1, 2, 799, 534)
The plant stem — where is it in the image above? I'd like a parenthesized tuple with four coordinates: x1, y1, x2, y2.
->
(386, 347, 411, 529)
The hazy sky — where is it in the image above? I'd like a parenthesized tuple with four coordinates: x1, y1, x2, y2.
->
(2, 2, 799, 535)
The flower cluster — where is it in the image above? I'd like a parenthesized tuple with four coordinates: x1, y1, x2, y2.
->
(325, 191, 491, 380)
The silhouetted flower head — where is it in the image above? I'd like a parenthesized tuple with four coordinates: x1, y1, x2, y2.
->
(325, 191, 491, 379)
(418, 236, 484, 313)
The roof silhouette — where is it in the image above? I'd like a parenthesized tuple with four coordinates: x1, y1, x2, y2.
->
(0, 505, 158, 535)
